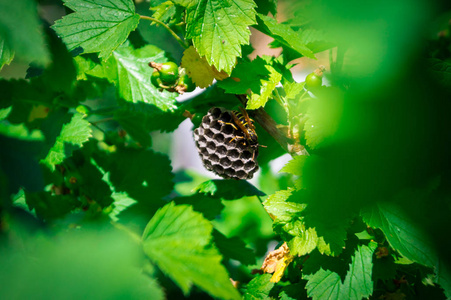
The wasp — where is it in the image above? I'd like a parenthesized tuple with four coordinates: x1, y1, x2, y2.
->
(219, 107, 263, 159)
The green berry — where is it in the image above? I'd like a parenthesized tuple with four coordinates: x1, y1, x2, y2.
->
(159, 62, 179, 86)
(76, 105, 91, 116)
(64, 171, 83, 189)
(305, 72, 322, 89)
(178, 73, 196, 93)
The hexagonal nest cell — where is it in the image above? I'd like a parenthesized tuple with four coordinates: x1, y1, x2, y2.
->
(193, 107, 259, 180)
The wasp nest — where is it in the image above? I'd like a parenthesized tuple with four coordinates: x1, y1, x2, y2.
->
(193, 107, 259, 180)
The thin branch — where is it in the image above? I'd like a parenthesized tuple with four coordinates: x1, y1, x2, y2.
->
(139, 15, 189, 49)
(91, 117, 114, 125)
(90, 122, 106, 133)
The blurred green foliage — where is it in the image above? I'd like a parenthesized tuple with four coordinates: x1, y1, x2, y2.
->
(1, 0, 451, 299)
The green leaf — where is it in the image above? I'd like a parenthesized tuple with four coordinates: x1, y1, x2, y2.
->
(314, 219, 348, 256)
(270, 29, 334, 61)
(304, 242, 377, 300)
(247, 64, 282, 109)
(263, 188, 304, 219)
(150, 1, 178, 24)
(298, 29, 334, 54)
(243, 274, 275, 300)
(255, 14, 315, 60)
(437, 266, 451, 300)
(0, 122, 44, 141)
(0, 0, 49, 65)
(101, 44, 177, 111)
(284, 81, 306, 101)
(279, 283, 307, 300)
(372, 250, 397, 282)
(280, 155, 307, 176)
(78, 160, 114, 208)
(216, 56, 282, 109)
(109, 192, 137, 222)
(25, 191, 78, 221)
(0, 106, 12, 120)
(173, 193, 224, 220)
(287, 222, 319, 257)
(33, 27, 77, 93)
(107, 148, 174, 202)
(142, 202, 240, 300)
(280, 155, 307, 190)
(73, 55, 99, 80)
(272, 217, 319, 257)
(212, 229, 256, 265)
(42, 113, 92, 171)
(361, 201, 437, 268)
(254, 0, 278, 16)
(194, 179, 265, 200)
(185, 0, 257, 74)
(114, 102, 185, 148)
(52, 0, 140, 59)
(115, 111, 152, 147)
(264, 189, 319, 256)
(340, 242, 376, 299)
(306, 268, 342, 299)
(0, 38, 14, 70)
(217, 57, 270, 95)
(428, 58, 451, 92)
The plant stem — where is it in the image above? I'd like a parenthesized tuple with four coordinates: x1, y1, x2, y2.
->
(90, 106, 121, 116)
(90, 122, 106, 133)
(273, 88, 289, 116)
(111, 221, 142, 245)
(139, 15, 189, 49)
(236, 95, 293, 154)
(92, 117, 114, 125)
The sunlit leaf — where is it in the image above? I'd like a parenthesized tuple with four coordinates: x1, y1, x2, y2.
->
(280, 156, 307, 176)
(109, 192, 137, 222)
(52, 0, 140, 59)
(0, 38, 14, 70)
(184, 0, 257, 74)
(255, 14, 315, 60)
(217, 57, 269, 94)
(0, 123, 44, 141)
(361, 201, 437, 267)
(304, 242, 377, 300)
(42, 113, 92, 170)
(243, 274, 275, 300)
(101, 44, 177, 110)
(247, 64, 282, 109)
(142, 202, 240, 299)
(263, 188, 300, 219)
(181, 46, 228, 88)
(194, 179, 265, 200)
